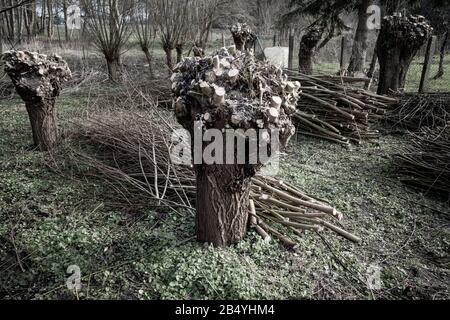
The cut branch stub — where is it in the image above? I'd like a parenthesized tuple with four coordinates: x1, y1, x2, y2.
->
(172, 47, 299, 149)
(172, 48, 300, 246)
(376, 13, 433, 95)
(2, 50, 71, 151)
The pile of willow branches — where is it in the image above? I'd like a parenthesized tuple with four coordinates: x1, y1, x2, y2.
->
(384, 93, 450, 131)
(395, 126, 450, 197)
(64, 101, 360, 245)
(286, 70, 398, 145)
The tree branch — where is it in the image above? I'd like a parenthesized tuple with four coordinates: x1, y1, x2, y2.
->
(0, 0, 34, 15)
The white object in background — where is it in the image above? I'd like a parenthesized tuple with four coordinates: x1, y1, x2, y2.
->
(264, 47, 289, 68)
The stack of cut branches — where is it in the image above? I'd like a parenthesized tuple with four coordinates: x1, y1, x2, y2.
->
(66, 105, 360, 245)
(395, 126, 450, 197)
(384, 93, 450, 131)
(286, 70, 398, 145)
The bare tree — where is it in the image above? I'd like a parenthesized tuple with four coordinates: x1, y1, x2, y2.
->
(82, 0, 133, 81)
(153, 0, 190, 70)
(190, 0, 230, 50)
(134, 0, 157, 75)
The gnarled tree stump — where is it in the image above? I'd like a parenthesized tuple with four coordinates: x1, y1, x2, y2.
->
(172, 47, 300, 246)
(376, 14, 432, 95)
(3, 51, 71, 151)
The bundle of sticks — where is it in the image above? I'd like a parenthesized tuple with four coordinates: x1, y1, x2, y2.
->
(384, 93, 450, 131)
(395, 126, 450, 197)
(66, 101, 360, 245)
(286, 70, 398, 144)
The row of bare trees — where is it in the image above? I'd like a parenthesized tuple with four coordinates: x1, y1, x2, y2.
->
(0, 0, 78, 43)
(1, 0, 231, 81)
(83, 0, 230, 81)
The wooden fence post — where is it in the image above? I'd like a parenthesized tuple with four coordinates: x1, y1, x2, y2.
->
(288, 29, 294, 70)
(222, 32, 225, 47)
(339, 36, 346, 74)
(273, 33, 277, 46)
(419, 35, 436, 93)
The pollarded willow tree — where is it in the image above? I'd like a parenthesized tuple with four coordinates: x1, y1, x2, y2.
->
(3, 50, 71, 151)
(376, 13, 433, 94)
(282, 1, 350, 75)
(134, 0, 158, 76)
(297, 24, 324, 74)
(190, 0, 231, 51)
(153, 0, 190, 70)
(171, 47, 300, 246)
(82, 0, 134, 82)
(230, 22, 257, 52)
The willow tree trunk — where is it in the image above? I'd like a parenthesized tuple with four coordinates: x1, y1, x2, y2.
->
(176, 44, 183, 63)
(106, 56, 120, 82)
(376, 46, 415, 94)
(63, 0, 69, 41)
(47, 0, 53, 39)
(433, 31, 449, 80)
(164, 46, 173, 70)
(25, 100, 58, 151)
(298, 28, 323, 75)
(195, 163, 251, 246)
(347, 0, 372, 75)
(376, 15, 432, 95)
(142, 47, 154, 77)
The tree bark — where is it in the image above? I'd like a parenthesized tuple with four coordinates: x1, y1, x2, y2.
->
(347, 0, 372, 75)
(298, 27, 323, 75)
(47, 0, 53, 39)
(176, 44, 183, 63)
(376, 15, 432, 95)
(195, 163, 251, 246)
(164, 46, 173, 70)
(433, 31, 448, 80)
(25, 99, 58, 151)
(106, 55, 120, 82)
(142, 46, 154, 77)
(377, 45, 415, 94)
(63, 0, 69, 41)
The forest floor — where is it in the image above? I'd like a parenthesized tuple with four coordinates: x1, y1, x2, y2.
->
(0, 83, 449, 299)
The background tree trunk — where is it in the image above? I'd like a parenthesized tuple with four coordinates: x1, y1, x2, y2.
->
(63, 0, 69, 41)
(164, 46, 173, 70)
(25, 100, 58, 151)
(195, 163, 251, 246)
(47, 0, 53, 39)
(433, 30, 449, 79)
(377, 46, 414, 94)
(298, 27, 323, 75)
(347, 0, 372, 75)
(142, 46, 154, 76)
(176, 44, 183, 63)
(376, 15, 432, 95)
(106, 55, 121, 82)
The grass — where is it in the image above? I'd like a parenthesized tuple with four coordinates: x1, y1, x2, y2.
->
(404, 55, 450, 93)
(0, 84, 449, 300)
